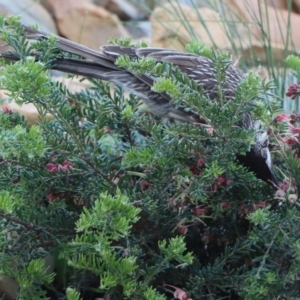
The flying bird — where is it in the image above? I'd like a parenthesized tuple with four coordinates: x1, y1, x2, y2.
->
(0, 26, 277, 186)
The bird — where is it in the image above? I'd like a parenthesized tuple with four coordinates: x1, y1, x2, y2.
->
(0, 25, 277, 187)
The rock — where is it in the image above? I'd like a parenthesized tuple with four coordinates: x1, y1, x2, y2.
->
(0, 77, 90, 124)
(227, 0, 300, 61)
(0, 275, 18, 300)
(125, 21, 151, 39)
(174, 0, 212, 7)
(44, 0, 130, 50)
(293, 0, 300, 12)
(0, 0, 57, 33)
(151, 3, 232, 51)
(0, 0, 57, 54)
(151, 0, 298, 62)
(0, 96, 53, 125)
(54, 76, 91, 93)
(140, 0, 211, 11)
(0, 88, 53, 125)
(105, 0, 146, 20)
(0, 251, 54, 299)
(267, 0, 288, 9)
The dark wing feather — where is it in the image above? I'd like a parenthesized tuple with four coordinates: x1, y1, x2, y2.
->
(135, 48, 198, 59)
(7, 26, 244, 124)
(1, 26, 277, 185)
(23, 27, 203, 122)
(24, 26, 118, 69)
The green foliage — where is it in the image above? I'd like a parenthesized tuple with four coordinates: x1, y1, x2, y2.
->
(286, 55, 300, 75)
(186, 40, 214, 58)
(0, 57, 51, 102)
(143, 287, 167, 300)
(109, 36, 148, 48)
(158, 237, 193, 264)
(0, 191, 20, 214)
(66, 288, 82, 300)
(0, 16, 299, 300)
(116, 55, 157, 75)
(152, 77, 182, 100)
(0, 125, 45, 160)
(75, 190, 141, 238)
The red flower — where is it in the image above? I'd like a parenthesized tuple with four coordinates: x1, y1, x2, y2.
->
(164, 284, 193, 300)
(59, 160, 73, 172)
(46, 160, 73, 172)
(281, 136, 299, 146)
(286, 83, 300, 99)
(290, 113, 297, 124)
(45, 163, 58, 172)
(278, 178, 294, 192)
(275, 113, 290, 123)
(2, 106, 9, 114)
(213, 176, 232, 190)
(289, 125, 300, 134)
(197, 158, 205, 166)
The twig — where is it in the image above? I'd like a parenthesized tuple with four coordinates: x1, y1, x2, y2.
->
(256, 231, 279, 279)
(77, 155, 117, 189)
(0, 213, 75, 234)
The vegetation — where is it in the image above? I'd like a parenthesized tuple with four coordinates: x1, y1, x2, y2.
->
(0, 12, 300, 300)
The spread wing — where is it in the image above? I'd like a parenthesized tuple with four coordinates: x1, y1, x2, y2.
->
(1, 26, 245, 124)
(0, 26, 277, 185)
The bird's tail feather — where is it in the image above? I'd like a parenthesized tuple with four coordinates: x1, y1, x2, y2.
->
(23, 26, 119, 70)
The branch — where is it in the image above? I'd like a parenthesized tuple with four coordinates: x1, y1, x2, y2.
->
(0, 213, 75, 234)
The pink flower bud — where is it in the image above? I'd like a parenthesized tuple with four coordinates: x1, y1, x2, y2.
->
(289, 125, 300, 134)
(275, 113, 290, 122)
(281, 136, 298, 145)
(46, 163, 58, 172)
(197, 158, 205, 166)
(164, 284, 192, 300)
(286, 83, 300, 99)
(60, 160, 73, 172)
(46, 160, 73, 172)
(2, 106, 10, 114)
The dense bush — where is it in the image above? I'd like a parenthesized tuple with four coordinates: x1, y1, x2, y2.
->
(0, 16, 300, 300)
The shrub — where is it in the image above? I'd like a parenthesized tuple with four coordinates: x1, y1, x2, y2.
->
(0, 16, 300, 300)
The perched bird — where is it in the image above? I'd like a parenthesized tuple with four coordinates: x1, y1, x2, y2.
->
(1, 26, 277, 186)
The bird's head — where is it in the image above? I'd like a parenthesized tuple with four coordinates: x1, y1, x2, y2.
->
(237, 132, 277, 187)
